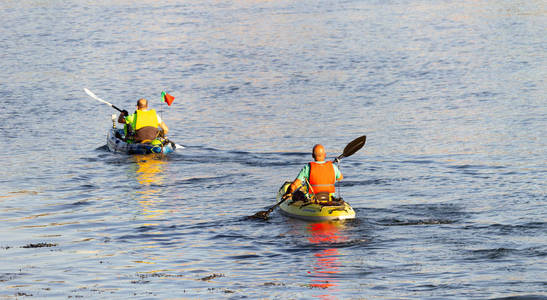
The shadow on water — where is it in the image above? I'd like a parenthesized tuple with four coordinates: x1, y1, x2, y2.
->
(370, 203, 468, 226)
(94, 143, 319, 170)
(490, 296, 547, 300)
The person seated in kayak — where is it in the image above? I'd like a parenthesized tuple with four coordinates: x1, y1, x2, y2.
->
(283, 144, 343, 202)
(118, 98, 169, 143)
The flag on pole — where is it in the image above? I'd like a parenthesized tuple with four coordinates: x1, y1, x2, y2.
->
(162, 91, 175, 106)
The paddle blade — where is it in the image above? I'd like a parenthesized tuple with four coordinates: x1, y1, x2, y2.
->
(340, 135, 366, 159)
(248, 210, 270, 220)
(84, 88, 97, 99)
(84, 88, 112, 106)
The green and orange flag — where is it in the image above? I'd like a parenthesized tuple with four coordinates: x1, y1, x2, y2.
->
(162, 91, 175, 106)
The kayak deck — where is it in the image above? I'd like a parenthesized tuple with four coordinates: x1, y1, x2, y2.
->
(277, 181, 355, 221)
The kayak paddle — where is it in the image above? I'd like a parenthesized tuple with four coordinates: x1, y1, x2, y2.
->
(249, 197, 286, 220)
(84, 88, 124, 113)
(250, 135, 367, 220)
(336, 135, 366, 161)
(249, 187, 298, 220)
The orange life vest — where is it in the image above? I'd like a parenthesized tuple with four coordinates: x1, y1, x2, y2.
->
(308, 161, 336, 194)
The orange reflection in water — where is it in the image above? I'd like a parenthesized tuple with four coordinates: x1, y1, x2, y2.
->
(133, 155, 168, 219)
(134, 155, 166, 185)
(307, 222, 348, 298)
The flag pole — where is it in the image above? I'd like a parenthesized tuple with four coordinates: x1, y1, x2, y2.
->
(160, 91, 163, 119)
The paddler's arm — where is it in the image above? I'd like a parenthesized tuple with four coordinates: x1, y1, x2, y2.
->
(156, 115, 169, 135)
(118, 110, 129, 123)
(284, 164, 309, 199)
(159, 121, 169, 135)
(334, 163, 343, 181)
(284, 179, 302, 199)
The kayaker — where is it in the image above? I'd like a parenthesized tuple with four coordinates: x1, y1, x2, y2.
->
(118, 98, 169, 143)
(283, 144, 343, 201)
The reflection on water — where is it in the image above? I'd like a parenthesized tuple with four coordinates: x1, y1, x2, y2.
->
(133, 155, 167, 219)
(307, 222, 348, 299)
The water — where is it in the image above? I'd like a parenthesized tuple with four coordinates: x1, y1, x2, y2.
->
(1, 0, 545, 298)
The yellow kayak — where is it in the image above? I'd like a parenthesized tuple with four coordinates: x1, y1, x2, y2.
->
(276, 182, 356, 221)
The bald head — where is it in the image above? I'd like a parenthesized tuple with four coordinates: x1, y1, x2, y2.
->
(137, 98, 148, 110)
(312, 144, 326, 161)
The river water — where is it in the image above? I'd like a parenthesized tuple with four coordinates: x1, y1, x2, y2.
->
(1, 0, 545, 299)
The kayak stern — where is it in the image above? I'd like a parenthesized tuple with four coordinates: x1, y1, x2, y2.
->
(276, 181, 356, 221)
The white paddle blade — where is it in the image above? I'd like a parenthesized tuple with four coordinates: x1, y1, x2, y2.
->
(84, 88, 113, 107)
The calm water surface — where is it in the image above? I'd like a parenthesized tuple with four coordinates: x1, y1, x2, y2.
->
(0, 0, 545, 299)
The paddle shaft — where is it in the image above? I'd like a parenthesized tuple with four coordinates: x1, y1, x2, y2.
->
(333, 135, 365, 198)
(266, 196, 289, 214)
(84, 88, 123, 113)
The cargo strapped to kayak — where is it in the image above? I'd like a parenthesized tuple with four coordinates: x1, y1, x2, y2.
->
(107, 128, 175, 155)
(296, 198, 346, 209)
(311, 192, 345, 206)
